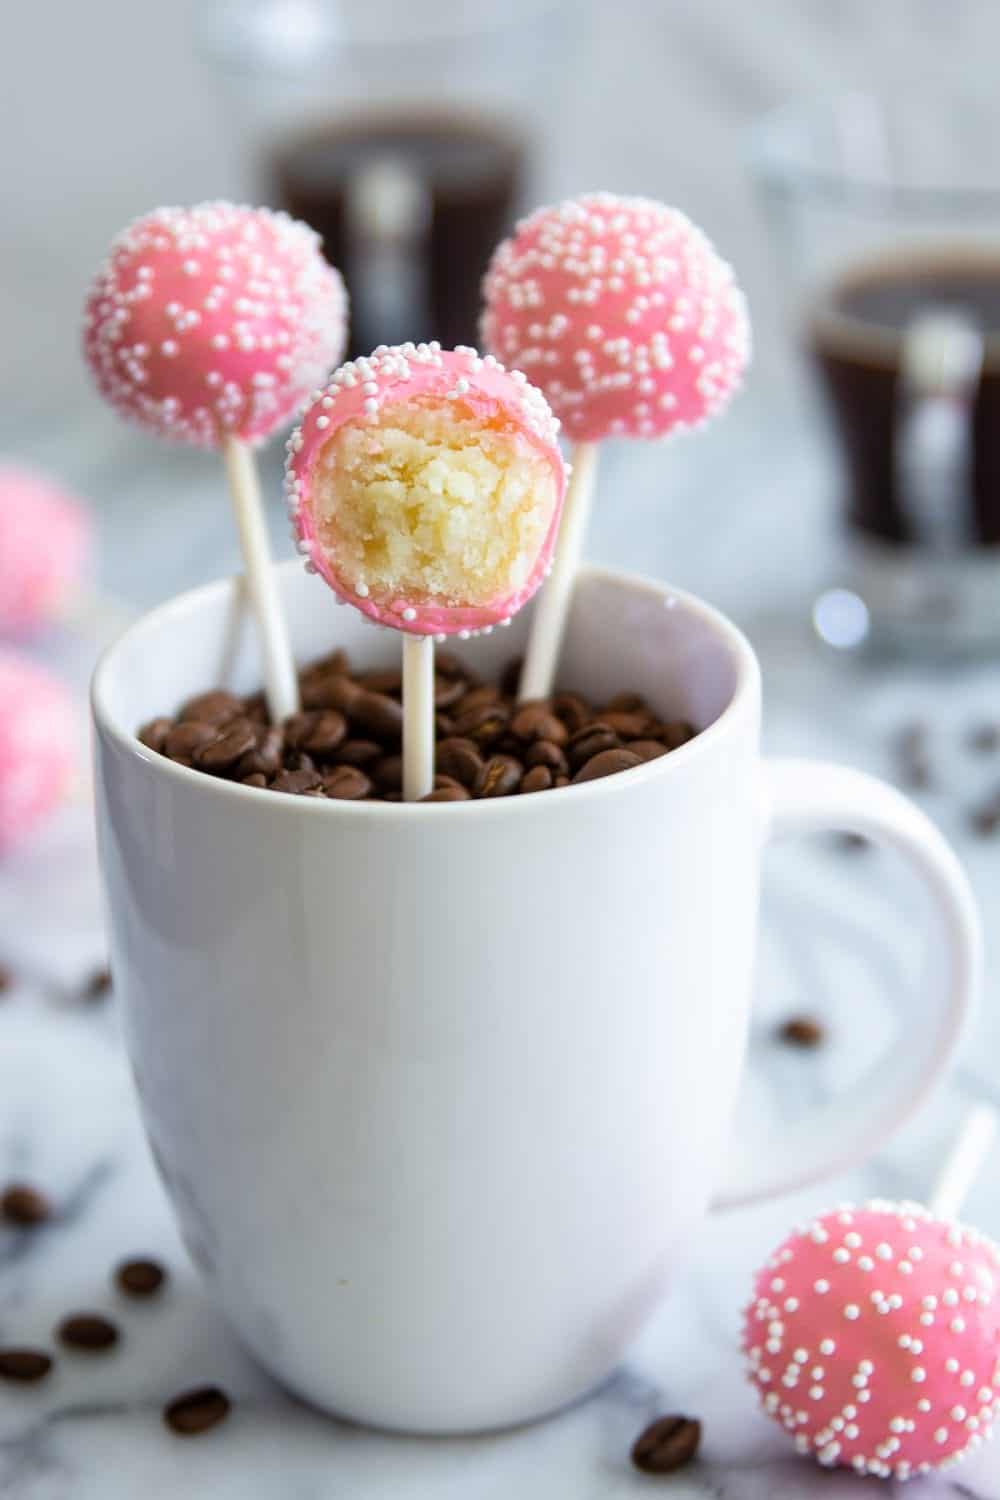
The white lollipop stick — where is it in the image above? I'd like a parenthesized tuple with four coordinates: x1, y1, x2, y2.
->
(402, 634, 435, 802)
(930, 1103, 998, 1220)
(517, 441, 599, 703)
(222, 437, 300, 724)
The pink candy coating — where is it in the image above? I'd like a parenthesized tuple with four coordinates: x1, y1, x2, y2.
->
(0, 466, 91, 636)
(83, 202, 347, 448)
(0, 650, 76, 854)
(744, 1202, 1000, 1481)
(287, 343, 567, 637)
(481, 192, 750, 443)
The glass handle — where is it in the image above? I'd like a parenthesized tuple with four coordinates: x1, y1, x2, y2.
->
(894, 308, 984, 553)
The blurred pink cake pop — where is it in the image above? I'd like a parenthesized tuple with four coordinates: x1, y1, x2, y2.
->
(744, 1200, 1000, 1480)
(287, 343, 567, 638)
(83, 201, 347, 448)
(0, 650, 76, 854)
(0, 466, 91, 636)
(481, 191, 750, 443)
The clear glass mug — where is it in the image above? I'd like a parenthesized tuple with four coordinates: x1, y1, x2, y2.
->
(751, 91, 1000, 656)
(196, 0, 572, 355)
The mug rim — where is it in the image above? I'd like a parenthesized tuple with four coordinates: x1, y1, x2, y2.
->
(90, 561, 760, 821)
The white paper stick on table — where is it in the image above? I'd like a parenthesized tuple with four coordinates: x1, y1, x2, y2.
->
(222, 436, 300, 724)
(517, 441, 599, 703)
(402, 634, 435, 802)
(930, 1104, 998, 1220)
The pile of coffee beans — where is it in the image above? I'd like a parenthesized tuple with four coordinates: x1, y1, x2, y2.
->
(138, 649, 698, 803)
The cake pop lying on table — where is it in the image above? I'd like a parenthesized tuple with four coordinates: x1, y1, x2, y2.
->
(482, 192, 750, 700)
(0, 650, 77, 854)
(287, 343, 567, 799)
(0, 466, 91, 638)
(744, 1107, 1000, 1481)
(83, 201, 347, 721)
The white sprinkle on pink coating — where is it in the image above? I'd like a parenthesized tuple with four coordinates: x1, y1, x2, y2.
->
(481, 191, 750, 442)
(287, 344, 566, 637)
(743, 1203, 1000, 1480)
(83, 202, 347, 448)
(0, 649, 76, 853)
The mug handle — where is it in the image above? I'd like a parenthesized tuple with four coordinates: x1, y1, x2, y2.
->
(713, 758, 980, 1210)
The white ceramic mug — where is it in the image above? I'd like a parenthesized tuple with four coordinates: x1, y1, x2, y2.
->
(92, 562, 979, 1435)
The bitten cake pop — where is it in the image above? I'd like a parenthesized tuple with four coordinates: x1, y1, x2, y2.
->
(481, 191, 750, 701)
(0, 466, 91, 637)
(287, 342, 566, 797)
(744, 1110, 1000, 1481)
(0, 650, 77, 854)
(83, 202, 348, 721)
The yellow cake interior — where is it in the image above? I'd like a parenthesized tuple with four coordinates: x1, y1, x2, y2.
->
(313, 397, 558, 609)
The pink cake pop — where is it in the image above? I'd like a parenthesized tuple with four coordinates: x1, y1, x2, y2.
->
(83, 202, 347, 448)
(0, 650, 77, 854)
(0, 466, 91, 636)
(287, 343, 567, 638)
(743, 1201, 1000, 1480)
(481, 191, 750, 443)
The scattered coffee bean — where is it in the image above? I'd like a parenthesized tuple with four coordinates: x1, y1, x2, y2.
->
(631, 1414, 701, 1474)
(1, 1183, 51, 1226)
(778, 1015, 825, 1048)
(137, 717, 173, 753)
(479, 755, 523, 798)
(178, 690, 243, 727)
(628, 739, 668, 763)
(116, 1258, 166, 1298)
(0, 1348, 52, 1383)
(572, 748, 643, 784)
(164, 1385, 232, 1436)
(83, 967, 113, 1002)
(323, 766, 372, 800)
(57, 1314, 119, 1351)
(969, 722, 1000, 754)
(522, 765, 553, 793)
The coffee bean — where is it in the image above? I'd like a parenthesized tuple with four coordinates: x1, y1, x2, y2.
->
(655, 720, 696, 750)
(600, 710, 649, 739)
(193, 718, 257, 773)
(971, 797, 1000, 837)
(297, 710, 348, 758)
(307, 648, 349, 678)
(300, 672, 359, 712)
(437, 738, 485, 790)
(323, 766, 372, 800)
(434, 651, 473, 681)
(521, 765, 553, 794)
(236, 726, 284, 778)
(631, 1414, 701, 1474)
(525, 740, 569, 775)
(372, 755, 403, 793)
(567, 724, 621, 771)
(84, 967, 113, 1002)
(178, 691, 243, 727)
(241, 773, 268, 788)
(572, 748, 643, 784)
(420, 785, 470, 802)
(335, 738, 382, 767)
(57, 1314, 119, 1351)
(164, 1385, 231, 1436)
(510, 704, 568, 746)
(554, 774, 570, 788)
(351, 690, 404, 742)
(604, 691, 648, 714)
(479, 755, 523, 798)
(0, 1348, 52, 1382)
(627, 739, 668, 762)
(499, 656, 523, 698)
(164, 721, 220, 764)
(778, 1015, 825, 1048)
(435, 713, 456, 739)
(2, 1183, 51, 1226)
(137, 717, 173, 752)
(457, 684, 501, 712)
(452, 703, 509, 748)
(969, 722, 1000, 753)
(552, 692, 592, 734)
(361, 668, 402, 696)
(271, 768, 323, 795)
(283, 750, 317, 775)
(434, 675, 466, 710)
(242, 692, 269, 725)
(116, 1258, 166, 1297)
